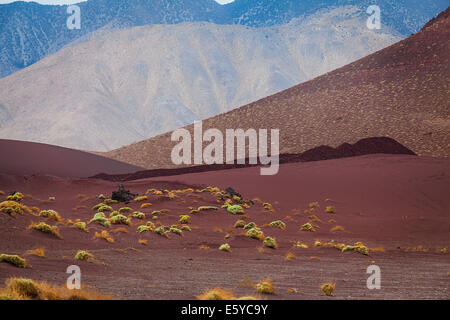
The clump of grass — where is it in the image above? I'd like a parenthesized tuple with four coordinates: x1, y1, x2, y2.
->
(134, 195, 148, 202)
(94, 230, 114, 243)
(140, 203, 152, 209)
(6, 192, 24, 202)
(199, 245, 210, 250)
(28, 222, 61, 238)
(48, 197, 56, 202)
(89, 212, 111, 228)
(155, 226, 169, 238)
(342, 242, 369, 255)
(190, 206, 219, 214)
(269, 220, 286, 230)
(246, 227, 264, 240)
(320, 282, 336, 296)
(263, 237, 277, 249)
(169, 227, 183, 236)
(138, 239, 148, 245)
(0, 200, 32, 216)
(197, 288, 235, 300)
(103, 198, 118, 205)
(92, 203, 113, 212)
(293, 241, 309, 248)
(309, 202, 319, 209)
(0, 254, 27, 268)
(75, 250, 92, 261)
(110, 214, 131, 226)
(300, 222, 315, 232)
(73, 221, 88, 232)
(2, 277, 114, 300)
(7, 278, 38, 297)
(227, 205, 244, 215)
(179, 215, 190, 224)
(39, 209, 61, 222)
(219, 243, 231, 252)
(285, 252, 296, 261)
(118, 207, 132, 214)
(256, 278, 274, 294)
(111, 227, 129, 234)
(262, 202, 273, 211)
(308, 214, 321, 222)
(234, 220, 246, 228)
(330, 225, 345, 232)
(97, 194, 106, 200)
(180, 225, 191, 232)
(325, 206, 336, 213)
(136, 225, 152, 233)
(243, 222, 256, 229)
(109, 211, 120, 218)
(132, 211, 145, 219)
(25, 248, 46, 258)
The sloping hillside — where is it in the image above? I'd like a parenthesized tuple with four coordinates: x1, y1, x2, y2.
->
(0, 7, 400, 151)
(102, 8, 449, 169)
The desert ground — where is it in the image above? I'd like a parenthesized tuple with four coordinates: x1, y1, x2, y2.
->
(1, 153, 449, 299)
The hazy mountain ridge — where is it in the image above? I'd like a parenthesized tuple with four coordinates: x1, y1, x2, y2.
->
(0, 6, 401, 151)
(0, 0, 448, 77)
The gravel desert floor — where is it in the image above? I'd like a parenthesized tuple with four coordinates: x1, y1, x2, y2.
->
(0, 154, 449, 299)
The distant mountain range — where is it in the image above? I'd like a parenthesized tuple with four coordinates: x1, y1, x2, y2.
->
(0, 6, 402, 151)
(1, 0, 448, 77)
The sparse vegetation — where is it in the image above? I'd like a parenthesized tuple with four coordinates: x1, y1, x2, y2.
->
(110, 214, 131, 226)
(246, 227, 264, 240)
(243, 222, 256, 229)
(219, 243, 231, 252)
(300, 222, 315, 232)
(169, 227, 183, 236)
(1, 277, 114, 300)
(0, 200, 32, 216)
(119, 207, 132, 214)
(234, 220, 246, 228)
(73, 221, 88, 232)
(320, 282, 336, 296)
(263, 237, 277, 249)
(6, 192, 24, 202)
(28, 222, 61, 238)
(285, 252, 297, 261)
(39, 209, 61, 222)
(227, 205, 244, 215)
(0, 254, 27, 268)
(330, 225, 345, 232)
(197, 288, 235, 300)
(269, 220, 286, 230)
(75, 250, 92, 261)
(94, 230, 114, 243)
(179, 215, 190, 224)
(256, 278, 274, 294)
(89, 212, 111, 228)
(25, 248, 46, 258)
(134, 196, 148, 202)
(325, 206, 336, 213)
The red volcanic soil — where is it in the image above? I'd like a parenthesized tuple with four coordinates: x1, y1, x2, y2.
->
(0, 139, 144, 177)
(92, 137, 416, 182)
(1, 154, 449, 299)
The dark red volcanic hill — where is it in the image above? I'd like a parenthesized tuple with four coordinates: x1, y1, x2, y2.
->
(0, 139, 144, 177)
(92, 137, 416, 182)
(101, 8, 449, 170)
